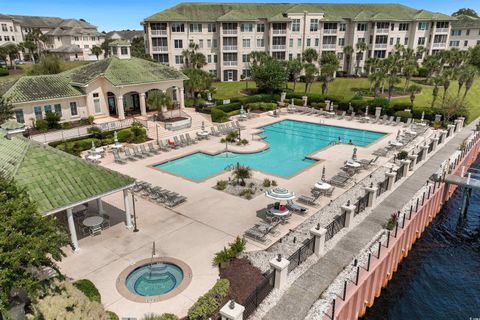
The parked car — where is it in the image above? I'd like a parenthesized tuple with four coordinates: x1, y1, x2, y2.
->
(14, 59, 26, 65)
(0, 60, 6, 66)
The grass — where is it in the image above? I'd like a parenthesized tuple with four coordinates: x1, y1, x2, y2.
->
(0, 60, 90, 82)
(213, 78, 480, 123)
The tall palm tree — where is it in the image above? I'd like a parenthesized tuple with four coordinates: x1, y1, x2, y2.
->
(287, 58, 304, 91)
(407, 85, 422, 107)
(441, 69, 454, 107)
(386, 74, 401, 101)
(462, 68, 477, 102)
(181, 42, 199, 68)
(91, 46, 103, 60)
(430, 76, 443, 108)
(302, 48, 319, 64)
(303, 63, 318, 93)
(403, 64, 417, 92)
(355, 41, 368, 75)
(25, 28, 48, 62)
(319, 52, 340, 95)
(147, 90, 172, 114)
(342, 45, 354, 75)
(232, 165, 251, 186)
(457, 65, 476, 98)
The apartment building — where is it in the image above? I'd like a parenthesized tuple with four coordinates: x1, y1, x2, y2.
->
(449, 14, 480, 50)
(0, 14, 104, 61)
(143, 3, 456, 81)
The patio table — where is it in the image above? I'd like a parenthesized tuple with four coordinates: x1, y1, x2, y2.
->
(345, 161, 361, 168)
(82, 216, 104, 228)
(87, 154, 101, 162)
(314, 181, 332, 190)
(111, 143, 123, 150)
(197, 131, 209, 138)
(268, 207, 290, 217)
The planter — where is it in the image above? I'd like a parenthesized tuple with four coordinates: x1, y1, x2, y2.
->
(165, 118, 191, 131)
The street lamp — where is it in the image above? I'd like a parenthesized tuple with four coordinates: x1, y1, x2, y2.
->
(131, 193, 139, 232)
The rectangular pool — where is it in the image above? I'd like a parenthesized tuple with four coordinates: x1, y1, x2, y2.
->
(155, 120, 385, 181)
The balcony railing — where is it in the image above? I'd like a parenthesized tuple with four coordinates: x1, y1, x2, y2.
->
(376, 28, 389, 34)
(152, 46, 168, 52)
(151, 30, 167, 36)
(436, 28, 449, 33)
(223, 29, 237, 35)
(223, 61, 238, 66)
(323, 29, 337, 34)
(273, 29, 287, 35)
(223, 45, 238, 51)
(322, 43, 336, 50)
(272, 45, 286, 50)
(375, 43, 388, 49)
(432, 42, 447, 48)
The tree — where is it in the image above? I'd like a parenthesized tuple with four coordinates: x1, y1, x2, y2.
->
(440, 69, 454, 107)
(91, 45, 103, 60)
(319, 52, 340, 95)
(0, 177, 69, 312)
(462, 67, 477, 101)
(302, 48, 319, 64)
(232, 165, 251, 186)
(0, 43, 19, 69)
(249, 51, 268, 67)
(355, 41, 368, 75)
(28, 55, 61, 75)
(147, 90, 172, 114)
(407, 85, 422, 107)
(100, 39, 114, 58)
(303, 63, 317, 93)
(386, 73, 401, 101)
(24, 29, 48, 63)
(286, 58, 303, 91)
(452, 8, 478, 17)
(442, 95, 468, 124)
(431, 76, 443, 108)
(469, 44, 480, 70)
(130, 37, 150, 59)
(183, 68, 214, 99)
(342, 45, 354, 74)
(403, 64, 417, 92)
(0, 96, 14, 124)
(250, 56, 287, 94)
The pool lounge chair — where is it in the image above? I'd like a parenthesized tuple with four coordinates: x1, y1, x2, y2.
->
(124, 148, 138, 161)
(148, 142, 160, 154)
(166, 194, 187, 207)
(112, 150, 127, 164)
(328, 174, 350, 187)
(211, 127, 221, 136)
(297, 195, 318, 206)
(244, 226, 269, 243)
(338, 111, 346, 119)
(286, 200, 308, 215)
(133, 146, 146, 158)
(180, 134, 189, 146)
(186, 133, 197, 144)
(158, 140, 171, 151)
(324, 186, 335, 197)
(173, 136, 184, 147)
(140, 144, 152, 156)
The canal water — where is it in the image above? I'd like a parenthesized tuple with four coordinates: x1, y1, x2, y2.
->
(363, 156, 480, 320)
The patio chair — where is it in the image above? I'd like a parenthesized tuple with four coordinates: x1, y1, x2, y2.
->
(112, 150, 127, 164)
(244, 226, 269, 243)
(297, 195, 318, 206)
(133, 146, 146, 158)
(338, 111, 346, 119)
(166, 194, 187, 207)
(173, 136, 184, 147)
(180, 134, 189, 146)
(286, 200, 308, 215)
(148, 142, 160, 154)
(393, 117, 401, 126)
(90, 225, 102, 236)
(405, 118, 412, 127)
(124, 148, 138, 161)
(186, 133, 197, 144)
(324, 186, 335, 197)
(159, 140, 172, 151)
(140, 144, 152, 156)
(235, 120, 245, 129)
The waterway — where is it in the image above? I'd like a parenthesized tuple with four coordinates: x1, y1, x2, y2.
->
(363, 156, 480, 320)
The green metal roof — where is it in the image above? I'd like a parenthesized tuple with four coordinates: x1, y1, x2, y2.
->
(451, 14, 480, 28)
(0, 132, 135, 215)
(144, 3, 455, 22)
(109, 39, 131, 46)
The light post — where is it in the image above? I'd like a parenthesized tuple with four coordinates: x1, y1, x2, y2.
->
(132, 193, 139, 232)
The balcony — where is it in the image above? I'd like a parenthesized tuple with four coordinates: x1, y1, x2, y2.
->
(436, 28, 449, 33)
(375, 43, 387, 49)
(322, 43, 336, 50)
(432, 42, 447, 48)
(223, 29, 237, 35)
(223, 61, 238, 66)
(272, 45, 286, 51)
(152, 46, 168, 52)
(323, 29, 337, 35)
(151, 30, 167, 36)
(222, 45, 238, 51)
(376, 28, 389, 34)
(273, 29, 287, 35)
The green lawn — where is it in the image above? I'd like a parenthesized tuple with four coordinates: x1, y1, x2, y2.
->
(0, 60, 90, 82)
(212, 78, 480, 122)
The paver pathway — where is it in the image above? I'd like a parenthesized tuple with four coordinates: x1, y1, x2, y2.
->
(264, 120, 479, 320)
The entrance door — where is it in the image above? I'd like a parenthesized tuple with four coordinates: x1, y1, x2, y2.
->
(227, 71, 234, 82)
(108, 96, 117, 116)
(132, 94, 140, 112)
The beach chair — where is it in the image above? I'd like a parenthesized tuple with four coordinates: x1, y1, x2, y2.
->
(140, 144, 152, 156)
(235, 120, 245, 129)
(133, 146, 146, 158)
(286, 200, 308, 215)
(186, 133, 197, 144)
(173, 136, 184, 147)
(324, 186, 335, 197)
(244, 226, 269, 243)
(148, 142, 160, 154)
(112, 150, 127, 164)
(297, 195, 318, 206)
(180, 134, 189, 146)
(124, 148, 138, 161)
(158, 140, 171, 151)
(338, 111, 346, 119)
(211, 127, 220, 137)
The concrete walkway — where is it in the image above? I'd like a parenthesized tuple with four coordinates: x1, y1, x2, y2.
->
(263, 120, 479, 320)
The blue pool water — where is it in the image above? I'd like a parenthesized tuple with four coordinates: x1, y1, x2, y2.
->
(125, 262, 184, 296)
(156, 120, 385, 180)
(363, 155, 480, 320)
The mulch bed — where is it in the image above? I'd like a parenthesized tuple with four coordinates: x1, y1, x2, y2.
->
(220, 257, 265, 304)
(163, 117, 189, 122)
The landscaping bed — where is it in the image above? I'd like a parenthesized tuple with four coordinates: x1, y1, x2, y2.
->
(215, 177, 266, 200)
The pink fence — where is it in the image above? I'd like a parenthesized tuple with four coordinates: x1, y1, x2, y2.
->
(324, 131, 480, 320)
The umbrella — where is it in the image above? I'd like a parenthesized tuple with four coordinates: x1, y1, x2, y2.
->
(201, 121, 205, 131)
(396, 130, 401, 140)
(114, 131, 118, 143)
(91, 141, 96, 152)
(421, 111, 425, 122)
(240, 105, 245, 114)
(365, 106, 369, 116)
(265, 187, 296, 201)
(321, 166, 326, 181)
(291, 98, 294, 106)
(352, 147, 358, 161)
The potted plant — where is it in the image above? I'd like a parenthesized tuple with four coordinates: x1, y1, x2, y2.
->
(213, 247, 233, 268)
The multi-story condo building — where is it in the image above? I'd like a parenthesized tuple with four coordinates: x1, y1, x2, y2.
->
(143, 3, 456, 81)
(0, 14, 105, 61)
(449, 14, 480, 50)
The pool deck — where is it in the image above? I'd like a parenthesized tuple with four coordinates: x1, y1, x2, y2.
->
(56, 110, 407, 318)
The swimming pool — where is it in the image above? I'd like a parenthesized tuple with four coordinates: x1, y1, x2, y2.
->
(155, 120, 385, 181)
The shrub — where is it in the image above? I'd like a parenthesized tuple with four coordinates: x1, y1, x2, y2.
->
(215, 102, 242, 113)
(187, 279, 230, 320)
(397, 150, 409, 160)
(185, 98, 195, 108)
(246, 102, 277, 111)
(350, 99, 368, 112)
(370, 97, 390, 110)
(35, 119, 49, 132)
(117, 128, 132, 142)
(216, 180, 228, 190)
(213, 247, 233, 265)
(79, 118, 90, 125)
(311, 102, 326, 109)
(107, 311, 120, 320)
(211, 108, 229, 123)
(263, 178, 271, 187)
(326, 94, 345, 102)
(61, 122, 73, 129)
(143, 314, 179, 320)
(130, 122, 147, 143)
(88, 126, 105, 139)
(271, 180, 277, 186)
(394, 111, 412, 122)
(0, 68, 9, 76)
(229, 236, 246, 256)
(417, 67, 429, 78)
(391, 102, 413, 111)
(87, 115, 95, 125)
(73, 279, 101, 303)
(44, 112, 61, 129)
(386, 213, 398, 230)
(240, 188, 255, 199)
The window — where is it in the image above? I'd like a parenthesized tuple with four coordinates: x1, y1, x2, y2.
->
(298, 38, 302, 47)
(434, 34, 447, 43)
(213, 54, 217, 63)
(418, 37, 426, 45)
(357, 37, 365, 44)
(208, 23, 216, 32)
(84, 45, 90, 49)
(257, 24, 265, 33)
(174, 39, 183, 49)
(315, 38, 319, 47)
(339, 24, 346, 32)
(449, 40, 460, 47)
(389, 38, 394, 45)
(451, 29, 461, 36)
(436, 22, 449, 29)
(375, 35, 388, 44)
(74, 36, 79, 41)
(466, 29, 470, 36)
(1, 24, 7, 32)
(306, 38, 311, 47)
(291, 19, 300, 32)
(198, 39, 203, 49)
(374, 50, 386, 58)
(338, 38, 345, 46)
(242, 54, 250, 63)
(213, 39, 218, 48)
(207, 39, 212, 48)
(369, 35, 373, 44)
(464, 40, 469, 47)
(242, 69, 251, 78)
(70, 102, 78, 116)
(121, 47, 128, 55)
(399, 23, 409, 31)
(15, 110, 24, 123)
(376, 22, 389, 30)
(310, 19, 319, 32)
(357, 23, 367, 31)
(189, 23, 202, 32)
(34, 106, 42, 120)
(94, 99, 101, 114)
(391, 23, 395, 31)
(418, 22, 429, 30)
(396, 37, 400, 45)
(242, 39, 251, 48)
(175, 55, 184, 64)
(404, 37, 408, 45)
(44, 105, 52, 114)
(207, 55, 212, 63)
(83, 36, 88, 41)
(289, 38, 293, 47)
(54, 104, 62, 117)
(240, 23, 253, 32)
(4, 36, 9, 41)
(171, 23, 185, 32)
(257, 38, 265, 48)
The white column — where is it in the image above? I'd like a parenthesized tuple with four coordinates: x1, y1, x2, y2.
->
(140, 93, 147, 116)
(269, 256, 290, 289)
(408, 154, 418, 171)
(220, 300, 245, 320)
(179, 87, 185, 109)
(420, 145, 429, 162)
(123, 189, 133, 229)
(365, 186, 378, 207)
(400, 159, 411, 178)
(66, 208, 79, 251)
(97, 198, 104, 215)
(310, 226, 327, 256)
(386, 171, 396, 191)
(341, 202, 356, 229)
(117, 95, 125, 120)
(447, 124, 455, 137)
(432, 137, 439, 151)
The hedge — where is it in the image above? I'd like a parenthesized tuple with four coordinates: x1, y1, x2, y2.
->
(107, 311, 120, 320)
(143, 314, 179, 320)
(73, 279, 101, 303)
(0, 68, 9, 76)
(394, 110, 413, 121)
(211, 108, 230, 123)
(187, 279, 230, 320)
(246, 102, 277, 111)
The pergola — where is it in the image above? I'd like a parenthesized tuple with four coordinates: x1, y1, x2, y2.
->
(0, 126, 135, 251)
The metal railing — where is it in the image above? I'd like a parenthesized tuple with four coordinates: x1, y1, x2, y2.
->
(287, 237, 315, 273)
(272, 45, 286, 50)
(323, 29, 337, 34)
(152, 46, 168, 52)
(223, 29, 237, 35)
(395, 165, 404, 182)
(436, 28, 449, 33)
(377, 177, 389, 196)
(375, 43, 387, 49)
(432, 42, 447, 48)
(354, 193, 369, 216)
(376, 28, 389, 33)
(325, 212, 347, 241)
(222, 45, 238, 51)
(273, 29, 287, 35)
(322, 43, 336, 50)
(151, 29, 167, 36)
(243, 272, 275, 319)
(223, 61, 238, 66)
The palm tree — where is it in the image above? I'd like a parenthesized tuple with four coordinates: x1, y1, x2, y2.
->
(303, 63, 318, 93)
(342, 45, 354, 75)
(431, 76, 443, 108)
(319, 52, 340, 95)
(232, 165, 251, 186)
(146, 90, 172, 115)
(440, 69, 454, 107)
(181, 42, 199, 68)
(0, 43, 18, 70)
(249, 51, 268, 67)
(403, 64, 417, 92)
(416, 46, 426, 61)
(286, 58, 303, 91)
(407, 85, 422, 107)
(302, 48, 319, 64)
(25, 28, 48, 62)
(462, 68, 477, 102)
(386, 74, 401, 101)
(457, 65, 476, 99)
(91, 46, 103, 60)
(355, 41, 368, 75)
(372, 71, 385, 96)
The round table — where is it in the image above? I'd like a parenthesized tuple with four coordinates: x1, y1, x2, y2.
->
(406, 130, 417, 135)
(111, 143, 123, 150)
(87, 154, 102, 162)
(417, 122, 427, 126)
(268, 207, 290, 217)
(345, 161, 361, 168)
(197, 131, 209, 138)
(390, 141, 404, 147)
(314, 181, 332, 190)
(82, 216, 104, 227)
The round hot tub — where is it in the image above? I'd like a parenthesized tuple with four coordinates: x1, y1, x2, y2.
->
(117, 257, 192, 302)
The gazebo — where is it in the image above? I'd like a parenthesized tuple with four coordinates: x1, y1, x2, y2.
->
(0, 127, 135, 251)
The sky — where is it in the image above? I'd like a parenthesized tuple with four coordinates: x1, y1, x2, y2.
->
(2, 0, 480, 32)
